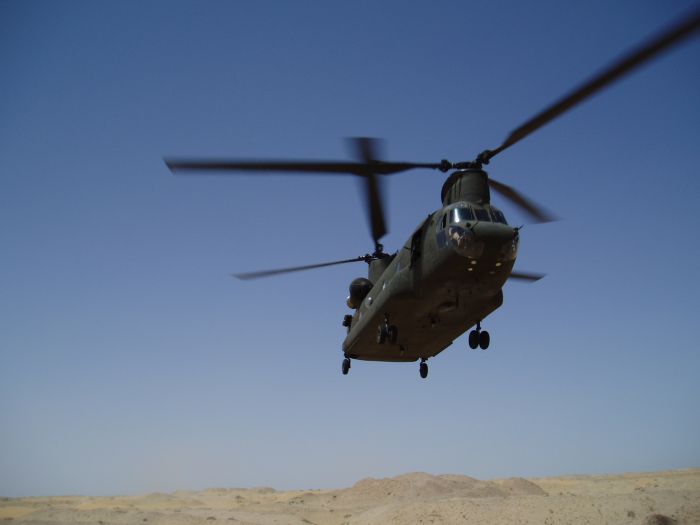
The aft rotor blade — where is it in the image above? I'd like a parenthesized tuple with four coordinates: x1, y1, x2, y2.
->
(348, 137, 388, 246)
(165, 158, 442, 176)
(233, 256, 368, 280)
(508, 271, 546, 282)
(488, 178, 556, 223)
(481, 7, 700, 163)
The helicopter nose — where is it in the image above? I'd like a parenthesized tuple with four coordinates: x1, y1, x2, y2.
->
(471, 222, 517, 242)
(446, 222, 519, 260)
(472, 222, 519, 261)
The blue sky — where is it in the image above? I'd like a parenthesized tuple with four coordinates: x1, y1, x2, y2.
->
(1, 0, 699, 497)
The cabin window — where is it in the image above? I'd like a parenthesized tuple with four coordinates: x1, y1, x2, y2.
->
(474, 208, 490, 222)
(490, 209, 507, 224)
(411, 229, 422, 265)
(450, 206, 475, 223)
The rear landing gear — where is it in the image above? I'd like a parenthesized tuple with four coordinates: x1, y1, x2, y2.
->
(468, 321, 490, 350)
(342, 357, 351, 375)
(419, 359, 428, 379)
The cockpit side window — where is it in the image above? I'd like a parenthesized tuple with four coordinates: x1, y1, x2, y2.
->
(441, 213, 447, 229)
(490, 209, 507, 224)
(450, 206, 475, 223)
(474, 208, 491, 222)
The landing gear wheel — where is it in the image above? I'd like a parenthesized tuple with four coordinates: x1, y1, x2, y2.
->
(342, 358, 351, 375)
(376, 324, 388, 344)
(419, 360, 428, 379)
(479, 331, 490, 350)
(468, 330, 479, 349)
(387, 325, 398, 344)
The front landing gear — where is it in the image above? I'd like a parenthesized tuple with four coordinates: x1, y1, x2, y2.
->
(419, 359, 428, 379)
(342, 357, 351, 375)
(468, 321, 490, 350)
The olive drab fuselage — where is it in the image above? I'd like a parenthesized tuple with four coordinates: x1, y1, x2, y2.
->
(342, 169, 519, 362)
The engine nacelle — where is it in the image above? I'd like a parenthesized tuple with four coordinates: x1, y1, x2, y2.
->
(346, 277, 372, 309)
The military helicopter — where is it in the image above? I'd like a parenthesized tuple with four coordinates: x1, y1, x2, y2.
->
(166, 10, 700, 379)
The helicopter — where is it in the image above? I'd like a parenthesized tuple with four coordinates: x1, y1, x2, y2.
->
(166, 9, 700, 379)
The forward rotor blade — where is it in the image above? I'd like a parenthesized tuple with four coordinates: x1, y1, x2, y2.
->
(348, 137, 388, 246)
(364, 172, 387, 245)
(508, 271, 546, 282)
(481, 7, 700, 163)
(165, 158, 442, 176)
(350, 136, 383, 163)
(488, 178, 556, 223)
(233, 256, 367, 281)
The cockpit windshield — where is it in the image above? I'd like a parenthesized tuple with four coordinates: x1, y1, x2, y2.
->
(449, 205, 507, 224)
(450, 206, 475, 223)
(474, 208, 490, 222)
(490, 209, 507, 224)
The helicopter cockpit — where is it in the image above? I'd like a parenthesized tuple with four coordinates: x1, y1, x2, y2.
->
(438, 203, 516, 260)
(440, 204, 509, 231)
(448, 205, 508, 225)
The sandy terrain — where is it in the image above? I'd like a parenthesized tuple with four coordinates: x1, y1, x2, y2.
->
(2, 469, 698, 524)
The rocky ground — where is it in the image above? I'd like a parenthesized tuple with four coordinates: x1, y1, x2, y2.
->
(2, 468, 698, 524)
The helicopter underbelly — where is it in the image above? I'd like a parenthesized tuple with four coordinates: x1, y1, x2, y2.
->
(342, 274, 505, 362)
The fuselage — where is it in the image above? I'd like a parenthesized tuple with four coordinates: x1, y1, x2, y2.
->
(342, 194, 518, 362)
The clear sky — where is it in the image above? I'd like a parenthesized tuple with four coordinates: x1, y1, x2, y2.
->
(1, 0, 699, 497)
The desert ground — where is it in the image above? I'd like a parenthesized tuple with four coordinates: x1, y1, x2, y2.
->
(1, 469, 698, 525)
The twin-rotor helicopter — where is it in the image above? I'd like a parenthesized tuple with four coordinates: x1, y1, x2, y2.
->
(166, 10, 700, 379)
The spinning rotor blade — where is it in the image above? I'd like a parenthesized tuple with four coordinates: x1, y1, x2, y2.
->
(479, 7, 700, 163)
(348, 137, 387, 248)
(508, 271, 546, 282)
(166, 138, 440, 252)
(165, 158, 442, 176)
(488, 178, 556, 223)
(233, 256, 370, 281)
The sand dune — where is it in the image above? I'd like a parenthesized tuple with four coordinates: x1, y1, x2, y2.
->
(2, 468, 698, 524)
